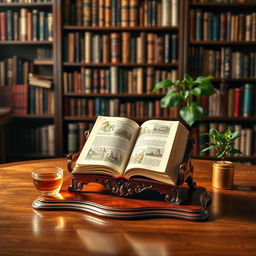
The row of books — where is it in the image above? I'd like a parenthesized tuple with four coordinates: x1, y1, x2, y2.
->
(64, 0, 179, 27)
(192, 0, 256, 3)
(0, 85, 54, 115)
(0, 56, 33, 86)
(0, 0, 52, 3)
(7, 124, 55, 156)
(201, 83, 256, 117)
(65, 32, 178, 64)
(0, 9, 53, 41)
(63, 67, 177, 94)
(64, 98, 178, 118)
(188, 47, 256, 78)
(191, 10, 256, 41)
(192, 123, 256, 157)
(67, 122, 94, 153)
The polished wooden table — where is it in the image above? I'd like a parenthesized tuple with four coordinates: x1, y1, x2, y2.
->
(0, 158, 255, 256)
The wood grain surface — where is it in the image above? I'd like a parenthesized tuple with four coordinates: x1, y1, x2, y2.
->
(0, 158, 256, 256)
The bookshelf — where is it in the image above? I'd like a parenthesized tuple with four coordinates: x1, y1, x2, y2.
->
(0, 0, 62, 161)
(60, 0, 185, 154)
(186, 0, 256, 163)
(1, 0, 256, 163)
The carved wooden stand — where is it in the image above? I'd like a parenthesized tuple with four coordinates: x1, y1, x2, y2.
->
(67, 131, 196, 205)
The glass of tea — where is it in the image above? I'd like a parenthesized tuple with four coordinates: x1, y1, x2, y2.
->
(32, 167, 63, 196)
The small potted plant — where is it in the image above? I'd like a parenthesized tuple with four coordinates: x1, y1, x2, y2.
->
(201, 128, 242, 189)
(153, 74, 215, 128)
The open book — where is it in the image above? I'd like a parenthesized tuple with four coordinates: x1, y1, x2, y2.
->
(72, 116, 189, 185)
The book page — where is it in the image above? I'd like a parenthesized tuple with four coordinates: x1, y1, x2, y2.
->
(125, 120, 179, 173)
(75, 116, 140, 174)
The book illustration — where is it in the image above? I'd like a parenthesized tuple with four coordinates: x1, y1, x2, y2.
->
(100, 121, 116, 133)
(86, 147, 108, 161)
(105, 148, 123, 167)
(140, 126, 153, 135)
(114, 126, 132, 142)
(130, 149, 145, 164)
(152, 124, 171, 135)
(145, 147, 164, 158)
(86, 146, 123, 167)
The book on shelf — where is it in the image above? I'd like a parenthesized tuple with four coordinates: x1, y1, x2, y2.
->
(64, 0, 179, 27)
(0, 8, 53, 41)
(65, 31, 178, 64)
(64, 97, 178, 119)
(28, 73, 53, 89)
(191, 9, 256, 42)
(71, 116, 189, 185)
(63, 67, 177, 94)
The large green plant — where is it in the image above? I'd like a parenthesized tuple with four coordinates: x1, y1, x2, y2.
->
(201, 128, 242, 162)
(153, 74, 215, 127)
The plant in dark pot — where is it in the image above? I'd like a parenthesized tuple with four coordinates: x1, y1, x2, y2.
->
(201, 128, 242, 189)
(153, 74, 215, 128)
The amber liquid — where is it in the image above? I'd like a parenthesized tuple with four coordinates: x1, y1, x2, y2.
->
(33, 174, 63, 196)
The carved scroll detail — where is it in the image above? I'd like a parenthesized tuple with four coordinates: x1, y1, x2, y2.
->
(95, 177, 153, 197)
(68, 176, 84, 192)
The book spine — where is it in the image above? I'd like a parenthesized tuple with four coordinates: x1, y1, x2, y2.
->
(111, 33, 121, 63)
(162, 0, 171, 26)
(6, 10, 13, 41)
(68, 123, 78, 153)
(122, 32, 131, 63)
(20, 8, 27, 41)
(129, 0, 138, 27)
(83, 0, 91, 26)
(99, 0, 105, 27)
(242, 83, 254, 117)
(234, 88, 241, 117)
(39, 11, 45, 41)
(92, 0, 99, 26)
(105, 0, 111, 27)
(32, 9, 38, 41)
(121, 0, 129, 27)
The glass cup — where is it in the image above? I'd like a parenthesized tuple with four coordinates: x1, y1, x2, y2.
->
(32, 167, 63, 196)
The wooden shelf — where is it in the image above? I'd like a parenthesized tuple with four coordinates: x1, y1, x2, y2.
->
(213, 78, 256, 83)
(193, 155, 256, 162)
(63, 26, 179, 32)
(203, 117, 256, 122)
(190, 41, 256, 46)
(0, 3, 52, 7)
(190, 2, 256, 8)
(33, 60, 54, 65)
(64, 93, 164, 98)
(63, 62, 178, 67)
(11, 114, 55, 119)
(0, 41, 52, 45)
(64, 116, 176, 122)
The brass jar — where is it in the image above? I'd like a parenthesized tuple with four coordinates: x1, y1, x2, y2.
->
(212, 161, 234, 189)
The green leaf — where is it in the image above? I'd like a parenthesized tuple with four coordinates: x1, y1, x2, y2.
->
(216, 151, 225, 159)
(200, 146, 214, 153)
(160, 90, 182, 108)
(198, 80, 215, 96)
(184, 74, 193, 82)
(229, 130, 240, 141)
(180, 90, 190, 100)
(229, 148, 242, 155)
(152, 79, 174, 92)
(179, 102, 203, 127)
(191, 87, 202, 97)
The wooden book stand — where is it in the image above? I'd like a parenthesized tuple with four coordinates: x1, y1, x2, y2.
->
(67, 130, 196, 205)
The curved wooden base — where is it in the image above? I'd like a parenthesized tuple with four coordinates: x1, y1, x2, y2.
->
(32, 178, 211, 221)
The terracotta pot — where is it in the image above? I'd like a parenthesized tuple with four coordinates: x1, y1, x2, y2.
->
(212, 161, 234, 189)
